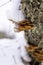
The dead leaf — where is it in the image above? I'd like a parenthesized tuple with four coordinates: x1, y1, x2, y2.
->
(9, 19, 34, 32)
(25, 45, 43, 62)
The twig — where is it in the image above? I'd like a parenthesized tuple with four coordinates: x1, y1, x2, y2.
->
(0, 0, 11, 7)
(33, 61, 36, 65)
(13, 55, 17, 65)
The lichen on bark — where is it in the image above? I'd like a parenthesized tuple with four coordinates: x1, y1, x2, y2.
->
(20, 0, 43, 64)
(20, 0, 43, 50)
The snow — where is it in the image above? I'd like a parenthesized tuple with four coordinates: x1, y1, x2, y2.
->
(0, 32, 28, 65)
(0, 0, 28, 64)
